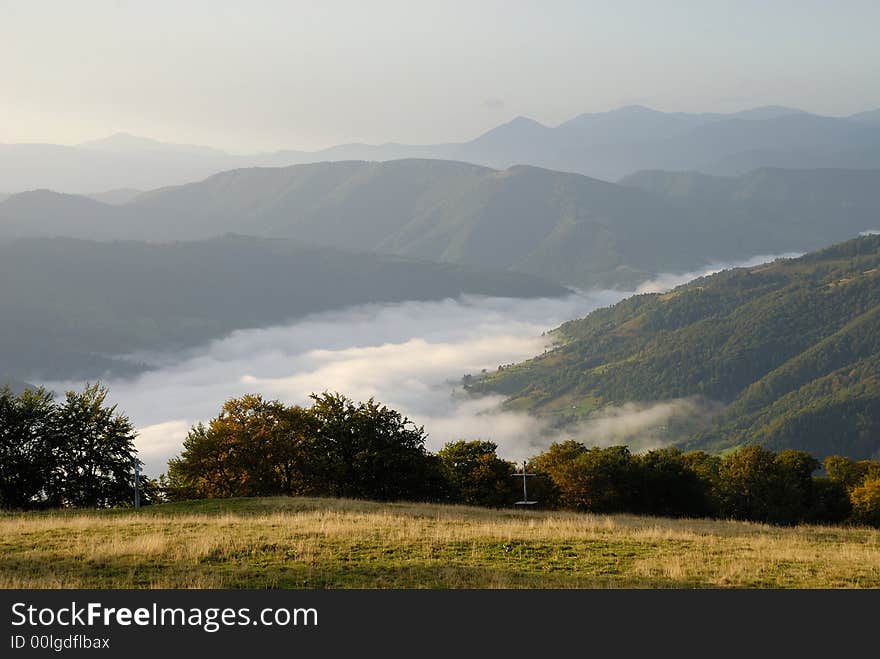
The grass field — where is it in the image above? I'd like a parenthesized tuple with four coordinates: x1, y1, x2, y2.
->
(2, 497, 880, 588)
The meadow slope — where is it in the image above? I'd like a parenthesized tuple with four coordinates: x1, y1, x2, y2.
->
(2, 497, 879, 589)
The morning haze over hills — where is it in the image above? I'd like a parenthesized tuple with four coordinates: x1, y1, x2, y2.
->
(3, 104, 880, 194)
(2, 158, 879, 293)
(3, 102, 880, 471)
(9, 2, 880, 599)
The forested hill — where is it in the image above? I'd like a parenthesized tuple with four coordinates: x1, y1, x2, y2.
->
(0, 235, 565, 380)
(0, 161, 721, 289)
(619, 167, 880, 256)
(4, 161, 880, 290)
(471, 235, 880, 459)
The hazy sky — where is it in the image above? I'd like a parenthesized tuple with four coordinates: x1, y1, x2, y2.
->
(2, 0, 879, 152)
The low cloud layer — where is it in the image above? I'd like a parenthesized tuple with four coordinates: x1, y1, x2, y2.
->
(567, 398, 718, 452)
(45, 293, 621, 475)
(42, 255, 792, 476)
(635, 253, 801, 294)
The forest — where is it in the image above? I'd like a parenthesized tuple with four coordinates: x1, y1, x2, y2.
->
(2, 385, 878, 528)
(472, 234, 880, 459)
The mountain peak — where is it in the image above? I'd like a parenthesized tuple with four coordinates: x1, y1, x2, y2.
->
(2, 188, 112, 208)
(78, 133, 226, 156)
(468, 115, 550, 148)
(80, 132, 164, 150)
(507, 115, 545, 127)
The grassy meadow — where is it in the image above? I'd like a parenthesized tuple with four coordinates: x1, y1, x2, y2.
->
(2, 496, 879, 589)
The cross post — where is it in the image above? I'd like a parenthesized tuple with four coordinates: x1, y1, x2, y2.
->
(134, 463, 141, 511)
(512, 460, 537, 506)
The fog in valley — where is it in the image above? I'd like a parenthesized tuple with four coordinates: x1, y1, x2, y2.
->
(37, 254, 791, 476)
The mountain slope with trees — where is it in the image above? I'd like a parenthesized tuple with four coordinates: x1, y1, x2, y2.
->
(4, 161, 880, 290)
(471, 235, 880, 459)
(0, 234, 565, 380)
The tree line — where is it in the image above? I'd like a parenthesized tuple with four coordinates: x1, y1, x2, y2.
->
(164, 392, 880, 527)
(2, 386, 879, 528)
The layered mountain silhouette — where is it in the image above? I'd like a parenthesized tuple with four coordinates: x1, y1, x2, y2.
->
(3, 160, 878, 289)
(3, 106, 880, 193)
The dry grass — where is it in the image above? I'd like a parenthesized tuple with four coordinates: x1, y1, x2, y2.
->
(1, 496, 879, 588)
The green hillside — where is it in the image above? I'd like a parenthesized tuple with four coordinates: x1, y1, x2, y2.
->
(6, 161, 880, 290)
(0, 160, 709, 288)
(471, 235, 880, 459)
(620, 167, 880, 249)
(0, 235, 565, 380)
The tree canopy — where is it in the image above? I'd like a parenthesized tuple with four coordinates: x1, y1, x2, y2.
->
(3, 384, 880, 529)
(0, 383, 140, 509)
(472, 235, 880, 460)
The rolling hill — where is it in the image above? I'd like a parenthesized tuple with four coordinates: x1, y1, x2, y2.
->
(4, 161, 880, 290)
(0, 189, 123, 240)
(0, 235, 565, 380)
(470, 235, 880, 460)
(622, 166, 880, 210)
(620, 167, 880, 245)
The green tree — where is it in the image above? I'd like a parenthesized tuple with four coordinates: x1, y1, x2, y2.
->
(532, 442, 635, 513)
(167, 392, 444, 502)
(437, 441, 515, 506)
(632, 448, 712, 517)
(308, 392, 444, 501)
(824, 455, 867, 489)
(166, 423, 227, 499)
(715, 445, 818, 525)
(682, 451, 722, 514)
(529, 440, 588, 510)
(808, 477, 852, 524)
(50, 383, 139, 508)
(138, 475, 164, 506)
(716, 445, 783, 523)
(772, 449, 820, 524)
(0, 386, 57, 509)
(850, 477, 880, 528)
(166, 395, 316, 499)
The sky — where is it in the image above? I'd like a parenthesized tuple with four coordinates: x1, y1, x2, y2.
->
(2, 0, 879, 151)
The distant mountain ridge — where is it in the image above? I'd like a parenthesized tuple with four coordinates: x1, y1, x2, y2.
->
(84, 188, 143, 205)
(78, 132, 227, 156)
(3, 105, 880, 193)
(3, 160, 880, 290)
(471, 235, 880, 460)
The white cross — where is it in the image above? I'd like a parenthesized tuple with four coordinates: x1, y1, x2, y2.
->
(512, 460, 537, 506)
